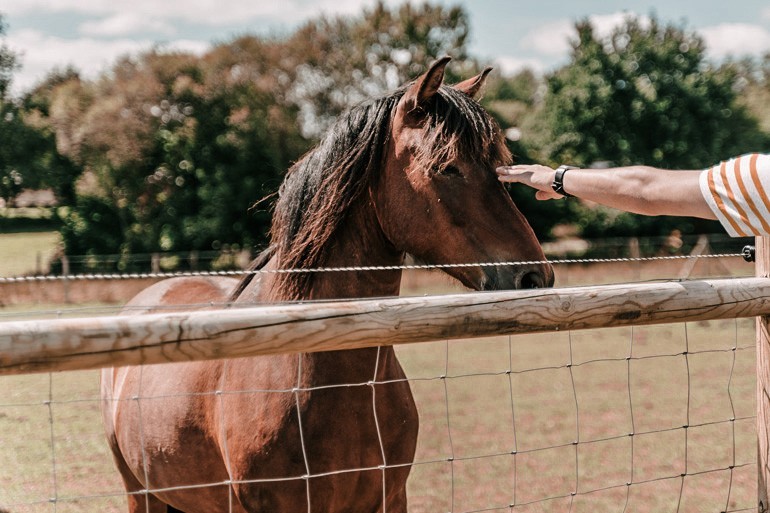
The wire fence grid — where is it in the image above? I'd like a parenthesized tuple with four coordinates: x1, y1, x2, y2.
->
(0, 248, 762, 512)
(0, 316, 758, 512)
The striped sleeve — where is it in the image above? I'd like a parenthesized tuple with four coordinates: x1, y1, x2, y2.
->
(699, 153, 770, 237)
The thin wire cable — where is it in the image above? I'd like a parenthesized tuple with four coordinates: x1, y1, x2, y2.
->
(724, 319, 740, 513)
(567, 330, 580, 499)
(675, 323, 693, 513)
(45, 373, 59, 512)
(443, 339, 456, 513)
(136, 365, 152, 513)
(370, 345, 388, 513)
(506, 335, 518, 508)
(293, 354, 313, 513)
(622, 326, 636, 513)
(215, 363, 235, 513)
(0, 252, 747, 284)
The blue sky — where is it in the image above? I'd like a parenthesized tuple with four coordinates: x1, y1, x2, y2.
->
(2, 0, 770, 95)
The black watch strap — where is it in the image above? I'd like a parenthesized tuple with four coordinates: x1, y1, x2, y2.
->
(552, 165, 579, 197)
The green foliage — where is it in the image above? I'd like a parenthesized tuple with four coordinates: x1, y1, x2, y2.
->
(285, 0, 474, 135)
(57, 196, 125, 256)
(732, 54, 770, 135)
(519, 14, 769, 238)
(28, 2, 473, 260)
(0, 16, 30, 203)
(536, 15, 765, 168)
(0, 15, 17, 100)
(48, 52, 307, 259)
(5, 6, 770, 254)
(0, 20, 80, 207)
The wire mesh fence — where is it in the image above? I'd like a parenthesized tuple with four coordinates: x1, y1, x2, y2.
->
(0, 250, 763, 512)
(0, 318, 757, 512)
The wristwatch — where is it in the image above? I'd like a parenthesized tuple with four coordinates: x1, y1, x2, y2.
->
(552, 165, 580, 198)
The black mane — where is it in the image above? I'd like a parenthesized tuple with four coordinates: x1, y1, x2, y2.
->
(234, 82, 511, 300)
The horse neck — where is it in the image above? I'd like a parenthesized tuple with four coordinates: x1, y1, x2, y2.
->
(308, 199, 404, 300)
(257, 198, 404, 387)
(250, 195, 404, 303)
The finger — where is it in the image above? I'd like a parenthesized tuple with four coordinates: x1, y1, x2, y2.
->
(497, 174, 520, 183)
(496, 167, 529, 183)
(495, 165, 527, 176)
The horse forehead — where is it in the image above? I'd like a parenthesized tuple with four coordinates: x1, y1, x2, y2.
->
(391, 122, 424, 150)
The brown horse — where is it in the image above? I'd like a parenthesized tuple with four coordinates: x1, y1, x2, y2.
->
(101, 57, 554, 513)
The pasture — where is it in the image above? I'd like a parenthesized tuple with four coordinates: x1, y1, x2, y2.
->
(0, 232, 60, 278)
(0, 258, 758, 513)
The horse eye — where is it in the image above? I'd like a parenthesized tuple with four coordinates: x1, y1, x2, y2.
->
(435, 164, 462, 177)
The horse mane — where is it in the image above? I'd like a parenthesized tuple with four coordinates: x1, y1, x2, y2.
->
(236, 82, 511, 301)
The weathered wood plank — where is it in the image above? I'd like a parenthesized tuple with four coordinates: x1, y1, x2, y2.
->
(1, 277, 769, 375)
(758, 237, 770, 513)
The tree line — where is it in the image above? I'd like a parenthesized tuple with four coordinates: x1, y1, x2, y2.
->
(1, 3, 769, 270)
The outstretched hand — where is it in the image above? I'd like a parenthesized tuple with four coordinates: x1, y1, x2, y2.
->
(496, 165, 563, 200)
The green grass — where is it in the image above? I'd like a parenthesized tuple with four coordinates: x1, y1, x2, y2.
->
(0, 231, 61, 278)
(0, 264, 760, 512)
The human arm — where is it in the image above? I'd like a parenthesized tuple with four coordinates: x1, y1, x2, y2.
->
(496, 164, 717, 219)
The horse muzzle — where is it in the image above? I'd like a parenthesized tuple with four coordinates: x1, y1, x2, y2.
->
(480, 263, 555, 291)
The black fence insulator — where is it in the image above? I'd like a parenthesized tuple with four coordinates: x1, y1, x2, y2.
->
(743, 245, 756, 263)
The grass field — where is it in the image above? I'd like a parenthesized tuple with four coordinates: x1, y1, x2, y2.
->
(0, 232, 60, 278)
(0, 261, 760, 513)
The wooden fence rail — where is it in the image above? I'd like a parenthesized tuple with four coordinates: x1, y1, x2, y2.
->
(1, 276, 770, 375)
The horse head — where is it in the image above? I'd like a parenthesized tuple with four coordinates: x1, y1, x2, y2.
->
(373, 57, 555, 290)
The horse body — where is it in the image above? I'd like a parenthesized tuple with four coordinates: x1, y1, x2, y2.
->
(102, 58, 554, 513)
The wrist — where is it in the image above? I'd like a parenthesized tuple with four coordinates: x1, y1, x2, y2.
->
(552, 165, 579, 198)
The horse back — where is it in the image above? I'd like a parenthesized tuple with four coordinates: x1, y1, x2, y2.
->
(122, 275, 240, 314)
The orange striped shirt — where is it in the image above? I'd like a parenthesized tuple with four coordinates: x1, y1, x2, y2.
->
(699, 153, 770, 237)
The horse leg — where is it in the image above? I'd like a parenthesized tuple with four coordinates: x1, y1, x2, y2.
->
(378, 488, 408, 513)
(108, 447, 167, 513)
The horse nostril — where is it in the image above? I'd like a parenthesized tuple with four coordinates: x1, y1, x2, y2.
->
(518, 271, 544, 289)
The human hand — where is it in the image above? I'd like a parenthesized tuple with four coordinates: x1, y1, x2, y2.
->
(496, 165, 563, 200)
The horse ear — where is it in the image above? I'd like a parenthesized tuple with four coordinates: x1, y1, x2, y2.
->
(400, 56, 451, 114)
(454, 67, 493, 98)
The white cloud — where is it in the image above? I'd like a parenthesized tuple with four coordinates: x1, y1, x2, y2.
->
(519, 12, 650, 59)
(763, 7, 770, 21)
(2, 0, 394, 96)
(520, 19, 574, 57)
(3, 0, 378, 26)
(589, 12, 651, 39)
(8, 29, 209, 95)
(79, 13, 177, 37)
(494, 55, 547, 76)
(700, 23, 770, 60)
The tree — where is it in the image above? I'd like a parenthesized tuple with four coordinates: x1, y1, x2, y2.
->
(20, 67, 83, 205)
(283, 1, 474, 136)
(49, 48, 308, 264)
(534, 15, 765, 169)
(732, 54, 770, 136)
(44, 2, 477, 266)
(0, 14, 22, 203)
(526, 15, 768, 238)
(0, 15, 16, 101)
(0, 15, 55, 206)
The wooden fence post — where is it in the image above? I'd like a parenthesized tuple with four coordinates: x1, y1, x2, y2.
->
(758, 236, 770, 512)
(61, 254, 70, 304)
